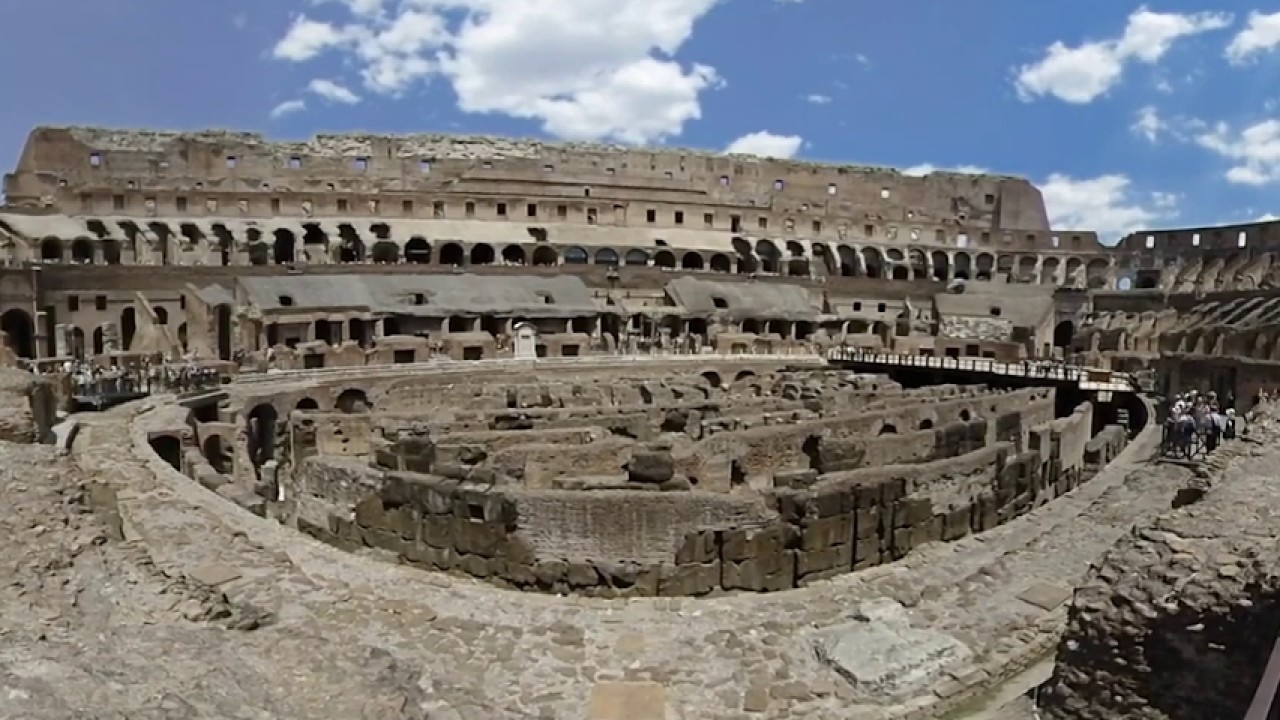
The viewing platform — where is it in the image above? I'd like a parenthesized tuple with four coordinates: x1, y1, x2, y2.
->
(826, 347, 1140, 396)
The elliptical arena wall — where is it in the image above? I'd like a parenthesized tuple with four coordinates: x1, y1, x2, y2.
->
(195, 359, 1130, 597)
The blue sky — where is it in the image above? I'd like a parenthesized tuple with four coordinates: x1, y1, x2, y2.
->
(2, 1, 1279, 242)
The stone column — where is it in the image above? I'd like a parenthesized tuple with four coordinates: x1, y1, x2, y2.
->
(53, 324, 69, 357)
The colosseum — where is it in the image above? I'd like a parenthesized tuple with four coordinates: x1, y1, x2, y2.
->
(0, 126, 1278, 719)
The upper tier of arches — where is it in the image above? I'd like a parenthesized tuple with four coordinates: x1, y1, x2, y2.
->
(0, 214, 1129, 289)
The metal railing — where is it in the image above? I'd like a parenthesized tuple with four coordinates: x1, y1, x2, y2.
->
(233, 351, 826, 384)
(826, 347, 1140, 393)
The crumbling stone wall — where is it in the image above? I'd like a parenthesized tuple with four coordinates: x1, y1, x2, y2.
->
(276, 406, 1116, 596)
(1041, 410, 1280, 720)
(0, 369, 55, 444)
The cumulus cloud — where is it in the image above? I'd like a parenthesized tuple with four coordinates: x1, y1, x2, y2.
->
(1196, 118, 1280, 185)
(271, 0, 722, 144)
(269, 99, 307, 119)
(724, 132, 804, 158)
(900, 164, 988, 176)
(1014, 6, 1233, 103)
(1131, 105, 1166, 142)
(805, 94, 832, 105)
(1226, 11, 1280, 64)
(1040, 174, 1174, 241)
(308, 78, 361, 104)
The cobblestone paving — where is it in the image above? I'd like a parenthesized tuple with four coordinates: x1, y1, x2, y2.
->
(0, 401, 1187, 719)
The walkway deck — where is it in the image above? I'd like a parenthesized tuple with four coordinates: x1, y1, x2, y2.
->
(826, 347, 1140, 394)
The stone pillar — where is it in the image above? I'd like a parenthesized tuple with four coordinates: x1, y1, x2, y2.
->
(54, 324, 69, 358)
(102, 322, 121, 353)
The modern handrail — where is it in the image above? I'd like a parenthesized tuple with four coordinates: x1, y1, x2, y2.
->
(1244, 629, 1280, 719)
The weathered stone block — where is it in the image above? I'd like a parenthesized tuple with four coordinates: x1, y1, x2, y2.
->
(627, 451, 674, 484)
(796, 543, 852, 579)
(675, 529, 718, 565)
(721, 523, 786, 562)
(722, 552, 794, 592)
(658, 561, 719, 596)
(800, 513, 853, 551)
(450, 516, 506, 558)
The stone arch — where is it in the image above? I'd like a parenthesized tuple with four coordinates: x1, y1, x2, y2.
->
(732, 237, 757, 273)
(700, 370, 722, 388)
(336, 388, 371, 413)
(624, 249, 649, 266)
(975, 253, 994, 281)
(336, 224, 365, 262)
(953, 251, 972, 280)
(371, 241, 399, 264)
(155, 307, 169, 325)
(531, 245, 558, 267)
(1085, 258, 1110, 289)
(877, 423, 898, 435)
(295, 397, 320, 411)
(92, 325, 105, 355)
(837, 245, 858, 277)
(918, 417, 935, 430)
(102, 238, 122, 265)
(861, 247, 884, 278)
(755, 240, 780, 273)
(70, 237, 94, 263)
(1053, 320, 1074, 349)
(681, 252, 704, 270)
(248, 243, 269, 266)
(405, 237, 431, 264)
(203, 434, 231, 474)
(500, 244, 525, 264)
(1040, 256, 1061, 285)
(931, 251, 949, 281)
(68, 325, 85, 358)
(439, 242, 464, 266)
(246, 403, 278, 467)
(594, 248, 619, 266)
(654, 250, 676, 269)
(563, 246, 589, 265)
(0, 309, 34, 359)
(149, 434, 182, 472)
(272, 229, 296, 264)
(709, 253, 732, 273)
(470, 243, 495, 265)
(1065, 258, 1084, 286)
(733, 370, 756, 383)
(121, 307, 136, 351)
(40, 237, 62, 262)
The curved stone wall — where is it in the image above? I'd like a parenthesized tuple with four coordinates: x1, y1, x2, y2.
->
(137, 359, 1139, 598)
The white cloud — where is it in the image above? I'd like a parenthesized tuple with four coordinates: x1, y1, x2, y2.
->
(308, 78, 361, 104)
(1014, 6, 1233, 103)
(1226, 11, 1280, 64)
(901, 163, 988, 176)
(1131, 105, 1166, 142)
(805, 94, 832, 105)
(724, 131, 804, 158)
(1196, 118, 1280, 185)
(271, 0, 722, 144)
(269, 99, 307, 119)
(1040, 174, 1173, 241)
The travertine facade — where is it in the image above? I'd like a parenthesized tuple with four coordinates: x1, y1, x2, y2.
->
(0, 126, 1133, 373)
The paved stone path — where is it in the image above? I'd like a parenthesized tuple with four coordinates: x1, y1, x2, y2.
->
(0, 399, 1190, 719)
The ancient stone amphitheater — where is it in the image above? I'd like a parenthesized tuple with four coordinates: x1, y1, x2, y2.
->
(0, 126, 1275, 720)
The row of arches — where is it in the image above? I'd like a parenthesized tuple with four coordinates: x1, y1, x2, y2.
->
(31, 229, 1120, 288)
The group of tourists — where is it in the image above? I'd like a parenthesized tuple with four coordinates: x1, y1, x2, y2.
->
(47, 355, 221, 399)
(1163, 390, 1238, 458)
